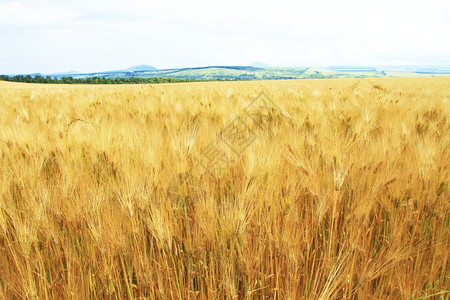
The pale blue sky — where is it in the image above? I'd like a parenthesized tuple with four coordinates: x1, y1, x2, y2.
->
(1, 0, 449, 74)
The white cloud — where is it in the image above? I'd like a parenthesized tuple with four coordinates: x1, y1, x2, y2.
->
(0, 0, 449, 73)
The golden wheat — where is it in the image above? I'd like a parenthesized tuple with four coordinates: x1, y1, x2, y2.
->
(0, 77, 449, 299)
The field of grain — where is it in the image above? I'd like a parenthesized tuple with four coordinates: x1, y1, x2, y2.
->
(0, 77, 449, 299)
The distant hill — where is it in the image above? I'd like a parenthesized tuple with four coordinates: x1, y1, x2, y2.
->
(250, 62, 272, 68)
(94, 65, 158, 74)
(122, 65, 158, 72)
(50, 70, 80, 75)
(328, 66, 377, 72)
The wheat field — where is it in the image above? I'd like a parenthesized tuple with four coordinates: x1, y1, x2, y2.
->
(0, 77, 449, 299)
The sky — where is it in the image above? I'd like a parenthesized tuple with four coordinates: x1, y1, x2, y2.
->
(0, 0, 449, 74)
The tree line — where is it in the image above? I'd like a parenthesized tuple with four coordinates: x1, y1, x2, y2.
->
(0, 75, 197, 84)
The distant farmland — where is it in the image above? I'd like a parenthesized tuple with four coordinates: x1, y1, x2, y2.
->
(44, 65, 450, 81)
